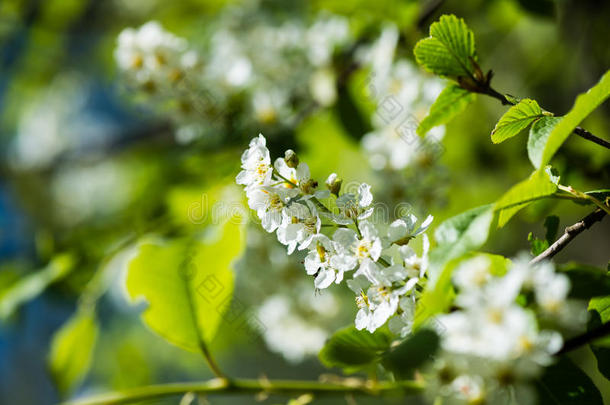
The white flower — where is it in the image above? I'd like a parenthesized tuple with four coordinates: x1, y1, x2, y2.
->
(388, 295, 416, 337)
(274, 158, 327, 198)
(387, 214, 433, 245)
(305, 15, 350, 67)
(332, 220, 383, 283)
(348, 275, 404, 332)
(449, 375, 486, 405)
(246, 186, 298, 233)
(452, 255, 493, 291)
(304, 234, 352, 289)
(257, 294, 328, 363)
(333, 183, 374, 225)
(309, 68, 337, 106)
(115, 21, 189, 83)
(236, 134, 272, 189)
(277, 201, 320, 254)
(531, 262, 586, 328)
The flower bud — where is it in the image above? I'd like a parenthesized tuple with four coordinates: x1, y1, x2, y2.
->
(325, 173, 342, 196)
(284, 149, 299, 168)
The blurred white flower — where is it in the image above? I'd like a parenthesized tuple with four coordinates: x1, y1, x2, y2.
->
(257, 294, 328, 363)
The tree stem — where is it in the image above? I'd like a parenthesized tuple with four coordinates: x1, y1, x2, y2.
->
(62, 378, 424, 405)
(529, 209, 606, 265)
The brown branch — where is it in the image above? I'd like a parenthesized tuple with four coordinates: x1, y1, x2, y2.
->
(529, 209, 606, 265)
(573, 126, 610, 149)
(557, 321, 610, 355)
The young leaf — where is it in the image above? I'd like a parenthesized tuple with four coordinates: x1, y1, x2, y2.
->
(48, 309, 99, 395)
(0, 253, 74, 321)
(414, 15, 477, 78)
(494, 168, 558, 227)
(417, 84, 476, 136)
(429, 204, 494, 280)
(126, 220, 244, 353)
(528, 215, 559, 256)
(381, 329, 439, 379)
(528, 116, 561, 169)
(535, 356, 603, 405)
(318, 326, 392, 373)
(491, 98, 544, 143)
(540, 70, 610, 166)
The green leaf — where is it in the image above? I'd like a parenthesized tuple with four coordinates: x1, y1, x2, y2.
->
(540, 70, 610, 166)
(417, 84, 476, 136)
(559, 263, 610, 299)
(492, 99, 544, 143)
(528, 116, 562, 169)
(535, 356, 603, 405)
(528, 215, 559, 256)
(414, 14, 477, 78)
(126, 220, 244, 352)
(0, 254, 74, 321)
(588, 309, 610, 380)
(590, 296, 610, 327)
(381, 329, 439, 379)
(494, 168, 558, 227)
(48, 309, 99, 395)
(318, 326, 392, 373)
(429, 204, 494, 280)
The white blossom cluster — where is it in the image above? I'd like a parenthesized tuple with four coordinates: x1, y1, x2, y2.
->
(428, 255, 585, 405)
(237, 134, 432, 333)
(358, 26, 446, 172)
(114, 13, 352, 142)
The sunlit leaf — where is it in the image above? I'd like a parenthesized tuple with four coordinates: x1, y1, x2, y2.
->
(429, 204, 494, 279)
(540, 70, 610, 166)
(417, 84, 476, 136)
(48, 308, 99, 395)
(492, 98, 544, 144)
(494, 168, 558, 227)
(126, 219, 244, 352)
(528, 116, 561, 169)
(414, 14, 477, 78)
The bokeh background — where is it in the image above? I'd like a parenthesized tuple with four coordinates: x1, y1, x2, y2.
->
(0, 0, 609, 403)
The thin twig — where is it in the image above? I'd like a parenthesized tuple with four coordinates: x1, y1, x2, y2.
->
(61, 378, 424, 405)
(529, 209, 606, 265)
(417, 0, 446, 29)
(557, 321, 610, 355)
(573, 127, 610, 149)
